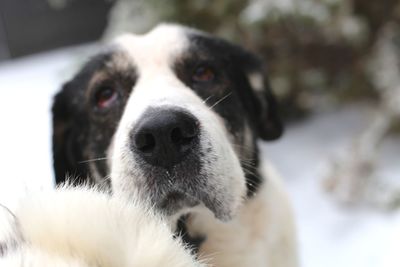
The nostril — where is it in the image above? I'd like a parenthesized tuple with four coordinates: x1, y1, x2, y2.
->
(130, 108, 200, 168)
(170, 121, 199, 147)
(171, 127, 184, 144)
(170, 127, 193, 147)
(182, 120, 199, 139)
(135, 132, 156, 153)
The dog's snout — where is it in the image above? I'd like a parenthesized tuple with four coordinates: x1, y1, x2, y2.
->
(131, 108, 200, 168)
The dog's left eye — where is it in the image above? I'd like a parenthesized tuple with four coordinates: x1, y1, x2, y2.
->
(192, 66, 215, 83)
(94, 86, 118, 109)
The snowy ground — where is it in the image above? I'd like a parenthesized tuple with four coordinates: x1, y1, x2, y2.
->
(264, 109, 400, 267)
(0, 46, 399, 267)
(0, 44, 98, 207)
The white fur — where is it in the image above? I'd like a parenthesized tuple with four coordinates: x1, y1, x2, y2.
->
(0, 205, 22, 249)
(76, 24, 297, 267)
(104, 24, 297, 266)
(110, 24, 246, 220)
(0, 186, 204, 267)
(187, 162, 298, 267)
(247, 72, 264, 93)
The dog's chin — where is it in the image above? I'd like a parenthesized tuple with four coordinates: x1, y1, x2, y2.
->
(154, 187, 237, 222)
(112, 150, 245, 222)
(157, 191, 199, 216)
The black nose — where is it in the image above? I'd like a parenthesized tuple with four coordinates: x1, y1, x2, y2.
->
(131, 108, 200, 168)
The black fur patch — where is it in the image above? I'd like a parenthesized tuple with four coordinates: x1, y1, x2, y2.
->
(52, 50, 137, 184)
(175, 215, 205, 255)
(174, 32, 283, 196)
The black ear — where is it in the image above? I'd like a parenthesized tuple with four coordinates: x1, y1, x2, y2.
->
(52, 81, 89, 185)
(231, 47, 283, 141)
(250, 70, 283, 140)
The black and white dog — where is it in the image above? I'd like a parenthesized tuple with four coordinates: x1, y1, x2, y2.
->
(52, 24, 297, 267)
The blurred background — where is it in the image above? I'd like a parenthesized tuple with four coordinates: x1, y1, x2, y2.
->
(0, 0, 399, 266)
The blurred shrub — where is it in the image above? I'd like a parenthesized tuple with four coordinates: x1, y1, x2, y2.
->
(105, 0, 400, 121)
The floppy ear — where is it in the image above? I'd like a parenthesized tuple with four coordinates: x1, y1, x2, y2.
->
(52, 82, 89, 185)
(232, 47, 283, 141)
(0, 204, 22, 256)
(247, 68, 283, 140)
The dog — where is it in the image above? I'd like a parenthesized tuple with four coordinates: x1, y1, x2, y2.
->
(52, 23, 297, 267)
(0, 186, 204, 267)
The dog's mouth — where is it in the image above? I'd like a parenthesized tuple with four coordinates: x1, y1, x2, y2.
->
(157, 191, 199, 215)
(150, 175, 235, 222)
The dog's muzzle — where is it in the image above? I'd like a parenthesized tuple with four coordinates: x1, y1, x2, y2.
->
(130, 107, 200, 169)
(113, 104, 243, 220)
(128, 107, 203, 215)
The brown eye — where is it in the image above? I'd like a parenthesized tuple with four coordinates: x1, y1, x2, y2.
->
(192, 66, 215, 83)
(94, 86, 118, 109)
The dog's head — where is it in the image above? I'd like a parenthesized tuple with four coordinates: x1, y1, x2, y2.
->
(53, 24, 282, 221)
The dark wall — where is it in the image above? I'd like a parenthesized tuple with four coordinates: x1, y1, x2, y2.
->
(0, 0, 114, 61)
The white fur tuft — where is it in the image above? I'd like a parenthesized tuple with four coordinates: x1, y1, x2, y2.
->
(0, 186, 204, 267)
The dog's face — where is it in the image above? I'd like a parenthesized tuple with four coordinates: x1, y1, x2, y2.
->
(53, 24, 282, 221)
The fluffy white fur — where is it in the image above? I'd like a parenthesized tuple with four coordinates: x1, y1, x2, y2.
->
(0, 186, 204, 267)
(187, 162, 298, 267)
(110, 24, 246, 221)
(106, 24, 298, 267)
(49, 24, 297, 267)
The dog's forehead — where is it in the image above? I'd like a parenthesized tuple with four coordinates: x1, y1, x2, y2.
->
(112, 24, 194, 70)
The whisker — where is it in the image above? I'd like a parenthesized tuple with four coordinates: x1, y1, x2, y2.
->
(240, 161, 258, 169)
(239, 156, 256, 163)
(241, 166, 258, 177)
(246, 184, 258, 195)
(231, 144, 256, 155)
(78, 157, 109, 164)
(239, 154, 256, 162)
(202, 95, 214, 104)
(238, 155, 258, 164)
(209, 92, 232, 109)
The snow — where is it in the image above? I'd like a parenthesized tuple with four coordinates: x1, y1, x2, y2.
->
(241, 0, 336, 24)
(263, 107, 400, 267)
(0, 45, 97, 209)
(1, 45, 400, 267)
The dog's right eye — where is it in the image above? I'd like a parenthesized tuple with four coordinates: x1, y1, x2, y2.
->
(94, 86, 118, 110)
(192, 65, 215, 84)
